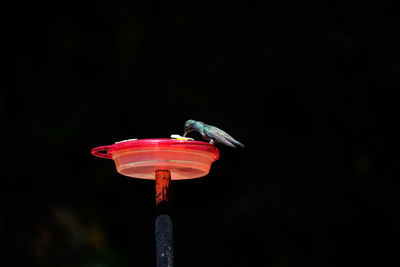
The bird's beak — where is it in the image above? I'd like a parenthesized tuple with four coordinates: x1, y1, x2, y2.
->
(183, 130, 188, 137)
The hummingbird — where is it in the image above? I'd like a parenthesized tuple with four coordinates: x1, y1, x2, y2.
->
(183, 119, 245, 148)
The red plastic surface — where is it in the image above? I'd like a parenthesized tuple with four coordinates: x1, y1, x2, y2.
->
(91, 139, 219, 180)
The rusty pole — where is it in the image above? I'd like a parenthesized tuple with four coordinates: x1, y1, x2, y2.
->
(155, 170, 173, 267)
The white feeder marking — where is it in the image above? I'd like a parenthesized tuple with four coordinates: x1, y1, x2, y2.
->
(115, 138, 138, 144)
(170, 134, 194, 141)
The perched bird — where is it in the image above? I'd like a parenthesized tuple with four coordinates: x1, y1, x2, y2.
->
(183, 119, 245, 148)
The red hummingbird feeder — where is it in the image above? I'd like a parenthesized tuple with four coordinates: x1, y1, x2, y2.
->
(91, 138, 220, 267)
(91, 138, 219, 180)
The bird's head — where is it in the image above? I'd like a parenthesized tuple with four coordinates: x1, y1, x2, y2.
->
(183, 119, 197, 137)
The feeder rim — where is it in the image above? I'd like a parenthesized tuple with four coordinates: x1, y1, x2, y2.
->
(91, 138, 219, 160)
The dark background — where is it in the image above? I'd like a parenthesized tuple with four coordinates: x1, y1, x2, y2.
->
(2, 1, 399, 266)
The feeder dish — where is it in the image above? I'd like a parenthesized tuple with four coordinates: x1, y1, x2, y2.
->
(91, 138, 219, 180)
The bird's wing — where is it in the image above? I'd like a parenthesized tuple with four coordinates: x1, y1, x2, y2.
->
(204, 126, 238, 147)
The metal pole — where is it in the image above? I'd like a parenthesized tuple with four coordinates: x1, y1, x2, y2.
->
(155, 170, 173, 267)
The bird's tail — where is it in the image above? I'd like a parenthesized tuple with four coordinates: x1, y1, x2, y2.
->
(231, 138, 245, 148)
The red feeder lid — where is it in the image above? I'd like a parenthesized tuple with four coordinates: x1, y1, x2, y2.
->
(91, 138, 219, 180)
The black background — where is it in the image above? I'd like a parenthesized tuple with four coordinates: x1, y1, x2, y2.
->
(2, 1, 399, 266)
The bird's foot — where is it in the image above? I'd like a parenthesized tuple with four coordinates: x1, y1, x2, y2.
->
(209, 139, 215, 144)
